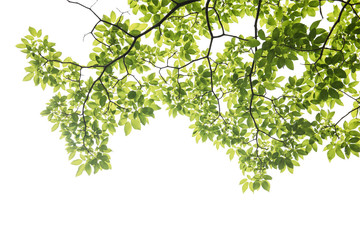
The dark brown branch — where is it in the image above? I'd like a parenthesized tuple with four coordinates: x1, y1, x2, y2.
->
(315, 0, 351, 64)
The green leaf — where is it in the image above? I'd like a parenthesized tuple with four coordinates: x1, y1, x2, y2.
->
(100, 96, 107, 107)
(258, 29, 266, 40)
(262, 40, 272, 50)
(349, 119, 360, 130)
(249, 182, 254, 192)
(141, 107, 154, 115)
(272, 28, 280, 40)
(247, 39, 261, 47)
(85, 164, 92, 176)
(268, 17, 276, 26)
(184, 41, 191, 50)
(128, 91, 136, 99)
(100, 161, 109, 170)
(319, 89, 328, 101)
(286, 158, 294, 168)
(345, 145, 351, 157)
(277, 57, 285, 68)
(314, 34, 327, 44)
(328, 88, 339, 99)
(53, 52, 62, 58)
(247, 117, 254, 128)
(331, 81, 344, 89)
(40, 109, 50, 116)
(258, 85, 266, 95)
(264, 82, 275, 90)
(254, 50, 262, 61)
(309, 1, 319, 7)
(263, 175, 272, 180)
(261, 181, 270, 191)
(87, 102, 97, 109)
(124, 122, 132, 136)
(108, 123, 116, 134)
(285, 59, 294, 70)
(335, 147, 345, 159)
(349, 137, 360, 143)
(334, 68, 347, 78)
(350, 144, 360, 152)
(139, 114, 147, 125)
(253, 181, 260, 190)
(349, 131, 360, 137)
(310, 20, 321, 30)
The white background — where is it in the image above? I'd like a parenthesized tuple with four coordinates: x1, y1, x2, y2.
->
(1, 0, 360, 239)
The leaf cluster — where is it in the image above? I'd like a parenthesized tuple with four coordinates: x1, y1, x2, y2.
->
(18, 0, 360, 191)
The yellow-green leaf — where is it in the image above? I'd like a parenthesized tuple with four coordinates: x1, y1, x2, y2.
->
(108, 123, 116, 134)
(96, 25, 107, 32)
(242, 182, 249, 193)
(226, 148, 235, 160)
(29, 26, 37, 36)
(71, 159, 83, 165)
(85, 164, 92, 175)
(131, 118, 141, 130)
(137, 23, 148, 31)
(76, 164, 85, 177)
(327, 148, 335, 161)
(335, 147, 345, 159)
(129, 23, 140, 31)
(110, 11, 116, 22)
(16, 44, 26, 49)
(51, 123, 59, 132)
(124, 122, 132, 136)
(23, 73, 34, 81)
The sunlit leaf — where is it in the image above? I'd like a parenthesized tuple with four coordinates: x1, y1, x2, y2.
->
(124, 122, 132, 136)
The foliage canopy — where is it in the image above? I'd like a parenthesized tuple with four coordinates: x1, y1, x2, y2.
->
(18, 0, 360, 192)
